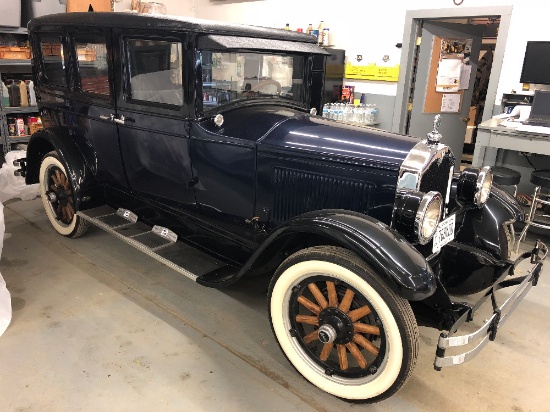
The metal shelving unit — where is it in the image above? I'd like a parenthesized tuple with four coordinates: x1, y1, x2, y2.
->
(0, 27, 38, 155)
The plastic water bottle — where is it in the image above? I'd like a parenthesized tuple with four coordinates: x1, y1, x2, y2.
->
(322, 103, 330, 118)
(337, 103, 344, 121)
(371, 105, 379, 124)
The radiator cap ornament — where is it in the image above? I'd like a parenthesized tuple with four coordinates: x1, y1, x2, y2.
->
(427, 114, 442, 144)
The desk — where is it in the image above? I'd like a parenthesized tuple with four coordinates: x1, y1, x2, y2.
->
(472, 118, 550, 167)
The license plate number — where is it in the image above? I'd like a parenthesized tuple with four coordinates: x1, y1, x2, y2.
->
(432, 214, 456, 253)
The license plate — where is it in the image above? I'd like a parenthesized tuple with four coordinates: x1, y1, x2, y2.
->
(432, 214, 456, 253)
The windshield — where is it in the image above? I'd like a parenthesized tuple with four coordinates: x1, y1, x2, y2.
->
(197, 50, 305, 110)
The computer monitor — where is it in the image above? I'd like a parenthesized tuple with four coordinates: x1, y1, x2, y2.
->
(530, 90, 550, 117)
(520, 42, 550, 85)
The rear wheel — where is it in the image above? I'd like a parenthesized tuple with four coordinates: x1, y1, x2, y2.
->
(268, 246, 418, 402)
(39, 151, 88, 238)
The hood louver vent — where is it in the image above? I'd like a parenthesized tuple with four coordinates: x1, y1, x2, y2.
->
(273, 167, 375, 222)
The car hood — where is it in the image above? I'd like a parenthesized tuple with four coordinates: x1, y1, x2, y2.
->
(206, 104, 418, 172)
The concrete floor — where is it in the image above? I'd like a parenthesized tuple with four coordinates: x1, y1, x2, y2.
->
(0, 197, 549, 411)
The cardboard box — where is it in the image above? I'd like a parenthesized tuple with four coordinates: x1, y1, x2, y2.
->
(0, 0, 21, 28)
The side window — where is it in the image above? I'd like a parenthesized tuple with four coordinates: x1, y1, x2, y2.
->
(126, 39, 183, 106)
(74, 35, 110, 97)
(39, 34, 66, 87)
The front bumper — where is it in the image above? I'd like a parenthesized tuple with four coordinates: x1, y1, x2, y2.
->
(434, 240, 547, 370)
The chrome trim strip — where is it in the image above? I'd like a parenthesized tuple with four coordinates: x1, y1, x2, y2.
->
(415, 191, 443, 245)
(474, 166, 493, 207)
(434, 242, 546, 369)
(396, 139, 453, 192)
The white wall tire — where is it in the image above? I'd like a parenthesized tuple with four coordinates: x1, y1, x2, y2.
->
(268, 246, 418, 402)
(39, 151, 88, 238)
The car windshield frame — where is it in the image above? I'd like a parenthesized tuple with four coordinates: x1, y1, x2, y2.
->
(196, 48, 307, 115)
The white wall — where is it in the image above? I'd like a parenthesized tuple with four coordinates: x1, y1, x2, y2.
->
(116, 1, 549, 101)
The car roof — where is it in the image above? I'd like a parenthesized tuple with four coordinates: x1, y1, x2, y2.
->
(28, 12, 318, 44)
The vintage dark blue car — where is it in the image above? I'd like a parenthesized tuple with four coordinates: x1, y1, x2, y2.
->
(20, 12, 546, 402)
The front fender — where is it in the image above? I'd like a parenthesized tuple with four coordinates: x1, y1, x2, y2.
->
(454, 184, 521, 260)
(25, 127, 102, 210)
(246, 210, 435, 300)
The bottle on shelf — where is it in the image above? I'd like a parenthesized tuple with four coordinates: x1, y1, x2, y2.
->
(19, 80, 29, 107)
(284, 23, 290, 31)
(322, 28, 330, 46)
(27, 80, 37, 106)
(8, 80, 21, 107)
(7, 117, 16, 136)
(1, 82, 10, 108)
(306, 24, 314, 35)
(317, 21, 325, 44)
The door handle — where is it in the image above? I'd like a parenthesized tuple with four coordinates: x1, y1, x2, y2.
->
(100, 114, 114, 121)
(462, 117, 470, 123)
(113, 115, 125, 125)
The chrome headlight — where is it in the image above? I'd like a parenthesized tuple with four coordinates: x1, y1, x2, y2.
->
(457, 166, 493, 207)
(475, 166, 493, 206)
(415, 191, 443, 244)
(392, 190, 443, 244)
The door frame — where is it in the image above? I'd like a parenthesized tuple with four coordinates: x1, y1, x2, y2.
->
(391, 6, 513, 134)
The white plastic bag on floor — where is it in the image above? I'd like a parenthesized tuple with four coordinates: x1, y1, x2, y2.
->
(0, 150, 39, 203)
(0, 150, 39, 336)
(0, 202, 11, 336)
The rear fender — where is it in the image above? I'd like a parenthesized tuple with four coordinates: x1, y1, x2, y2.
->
(243, 210, 435, 300)
(25, 128, 102, 210)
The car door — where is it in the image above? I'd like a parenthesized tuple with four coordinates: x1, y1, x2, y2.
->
(65, 28, 128, 189)
(112, 30, 196, 210)
(189, 120, 257, 255)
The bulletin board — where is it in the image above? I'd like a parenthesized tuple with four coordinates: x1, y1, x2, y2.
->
(423, 36, 471, 113)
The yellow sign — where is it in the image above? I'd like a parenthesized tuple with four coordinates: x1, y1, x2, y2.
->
(344, 63, 400, 82)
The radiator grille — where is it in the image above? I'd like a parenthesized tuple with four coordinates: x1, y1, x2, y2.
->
(419, 153, 454, 202)
(273, 168, 375, 222)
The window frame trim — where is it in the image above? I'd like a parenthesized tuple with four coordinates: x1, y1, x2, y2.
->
(35, 30, 70, 91)
(69, 30, 113, 101)
(122, 34, 186, 111)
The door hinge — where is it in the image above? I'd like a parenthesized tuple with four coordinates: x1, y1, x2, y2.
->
(416, 36, 422, 46)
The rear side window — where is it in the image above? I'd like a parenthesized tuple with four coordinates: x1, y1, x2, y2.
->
(39, 34, 66, 87)
(74, 34, 110, 97)
(126, 39, 183, 106)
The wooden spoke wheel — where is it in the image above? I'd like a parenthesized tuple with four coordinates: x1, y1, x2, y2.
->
(39, 151, 88, 238)
(290, 277, 384, 378)
(268, 246, 419, 402)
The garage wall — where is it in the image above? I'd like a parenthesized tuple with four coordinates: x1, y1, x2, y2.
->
(115, 1, 547, 104)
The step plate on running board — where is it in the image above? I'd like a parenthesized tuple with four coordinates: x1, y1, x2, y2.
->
(77, 206, 228, 281)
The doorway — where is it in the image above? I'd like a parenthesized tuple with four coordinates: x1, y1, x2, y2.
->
(392, 6, 513, 167)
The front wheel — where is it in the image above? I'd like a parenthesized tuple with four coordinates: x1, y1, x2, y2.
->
(39, 151, 88, 238)
(268, 246, 419, 402)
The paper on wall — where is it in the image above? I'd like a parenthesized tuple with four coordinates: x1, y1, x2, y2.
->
(436, 58, 462, 92)
(441, 93, 461, 112)
(459, 64, 472, 90)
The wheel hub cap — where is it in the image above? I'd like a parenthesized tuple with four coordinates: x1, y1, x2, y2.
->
(318, 307, 354, 344)
(317, 324, 337, 343)
(55, 185, 69, 206)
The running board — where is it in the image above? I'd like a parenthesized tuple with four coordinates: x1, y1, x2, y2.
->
(77, 205, 233, 283)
